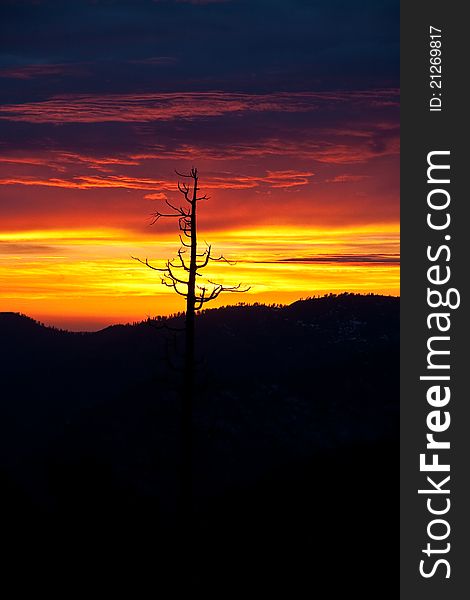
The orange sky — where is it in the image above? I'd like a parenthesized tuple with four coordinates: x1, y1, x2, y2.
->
(0, 125, 399, 329)
(0, 210, 399, 330)
(0, 10, 399, 330)
(0, 93, 399, 330)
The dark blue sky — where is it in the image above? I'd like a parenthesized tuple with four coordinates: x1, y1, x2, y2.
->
(0, 0, 399, 99)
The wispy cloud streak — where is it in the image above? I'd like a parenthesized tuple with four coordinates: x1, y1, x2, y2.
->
(0, 170, 315, 191)
(0, 90, 399, 124)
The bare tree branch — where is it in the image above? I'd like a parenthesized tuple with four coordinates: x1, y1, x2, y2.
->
(209, 254, 236, 266)
(175, 169, 195, 179)
(195, 244, 211, 270)
(131, 256, 168, 272)
(178, 235, 190, 248)
(149, 211, 181, 226)
(167, 262, 190, 286)
(177, 181, 191, 202)
(165, 198, 189, 215)
(161, 275, 188, 297)
(207, 280, 251, 293)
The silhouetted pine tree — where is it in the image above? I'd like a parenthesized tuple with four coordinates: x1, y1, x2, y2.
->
(134, 167, 249, 521)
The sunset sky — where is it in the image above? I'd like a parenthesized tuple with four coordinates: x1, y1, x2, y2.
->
(0, 0, 399, 330)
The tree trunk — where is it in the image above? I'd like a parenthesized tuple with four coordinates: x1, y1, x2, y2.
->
(181, 173, 198, 522)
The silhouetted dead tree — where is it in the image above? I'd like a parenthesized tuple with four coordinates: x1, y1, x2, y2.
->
(133, 167, 249, 515)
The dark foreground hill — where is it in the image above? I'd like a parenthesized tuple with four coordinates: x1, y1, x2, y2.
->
(0, 293, 399, 595)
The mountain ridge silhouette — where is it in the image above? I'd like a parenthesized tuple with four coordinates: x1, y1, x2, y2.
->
(0, 293, 399, 594)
